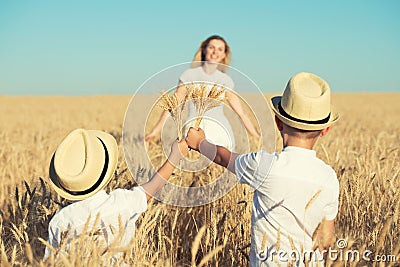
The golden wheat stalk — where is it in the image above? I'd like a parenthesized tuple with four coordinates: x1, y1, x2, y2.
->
(305, 189, 322, 211)
(260, 232, 267, 257)
(191, 225, 206, 266)
(197, 244, 224, 267)
(186, 83, 225, 129)
(276, 228, 281, 251)
(158, 91, 188, 140)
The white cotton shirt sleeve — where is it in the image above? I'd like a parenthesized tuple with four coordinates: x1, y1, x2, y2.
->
(222, 74, 234, 91)
(323, 175, 340, 220)
(43, 223, 59, 260)
(234, 151, 274, 190)
(43, 212, 66, 260)
(179, 68, 191, 84)
(110, 186, 148, 215)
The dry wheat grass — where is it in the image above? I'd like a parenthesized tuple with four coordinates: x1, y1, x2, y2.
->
(0, 94, 398, 266)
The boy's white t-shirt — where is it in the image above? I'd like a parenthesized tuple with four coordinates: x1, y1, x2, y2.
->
(44, 186, 148, 261)
(235, 146, 339, 266)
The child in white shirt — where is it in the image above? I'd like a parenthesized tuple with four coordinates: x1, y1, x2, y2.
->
(45, 128, 188, 264)
(186, 72, 340, 266)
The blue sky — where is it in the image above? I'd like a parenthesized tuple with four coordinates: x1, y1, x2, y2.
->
(0, 1, 399, 95)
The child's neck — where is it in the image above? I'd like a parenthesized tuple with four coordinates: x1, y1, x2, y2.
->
(282, 135, 317, 150)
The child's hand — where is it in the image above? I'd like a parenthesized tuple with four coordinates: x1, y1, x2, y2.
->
(168, 139, 189, 166)
(185, 127, 206, 151)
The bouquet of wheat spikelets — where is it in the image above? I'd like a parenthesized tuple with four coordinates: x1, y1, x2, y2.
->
(158, 83, 225, 140)
(186, 82, 226, 129)
(158, 91, 189, 141)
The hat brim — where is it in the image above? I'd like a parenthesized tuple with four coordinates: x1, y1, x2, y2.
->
(270, 96, 339, 131)
(49, 130, 118, 201)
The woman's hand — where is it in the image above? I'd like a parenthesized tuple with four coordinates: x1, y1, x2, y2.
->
(144, 130, 158, 141)
(252, 130, 261, 140)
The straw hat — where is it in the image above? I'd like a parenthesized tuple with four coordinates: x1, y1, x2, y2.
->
(271, 72, 339, 131)
(49, 129, 118, 200)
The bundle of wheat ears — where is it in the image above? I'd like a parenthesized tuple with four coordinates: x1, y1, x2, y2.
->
(158, 92, 187, 141)
(158, 83, 225, 140)
(188, 83, 225, 129)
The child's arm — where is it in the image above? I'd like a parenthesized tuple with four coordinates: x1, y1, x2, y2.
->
(141, 140, 188, 201)
(185, 127, 239, 173)
(315, 219, 335, 252)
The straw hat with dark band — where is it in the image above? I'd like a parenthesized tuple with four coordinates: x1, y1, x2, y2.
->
(49, 129, 118, 200)
(271, 72, 339, 131)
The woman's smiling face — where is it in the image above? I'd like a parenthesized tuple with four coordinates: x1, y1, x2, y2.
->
(204, 39, 226, 64)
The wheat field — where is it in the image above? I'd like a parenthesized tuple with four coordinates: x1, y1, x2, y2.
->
(0, 94, 399, 266)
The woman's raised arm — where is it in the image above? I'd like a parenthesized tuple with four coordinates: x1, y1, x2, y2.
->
(225, 90, 260, 139)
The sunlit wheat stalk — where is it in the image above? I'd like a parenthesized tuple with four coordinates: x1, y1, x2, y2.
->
(304, 189, 322, 248)
(260, 233, 267, 258)
(198, 244, 224, 267)
(191, 225, 207, 266)
(158, 91, 188, 141)
(1, 95, 400, 266)
(186, 83, 225, 129)
(305, 190, 322, 212)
